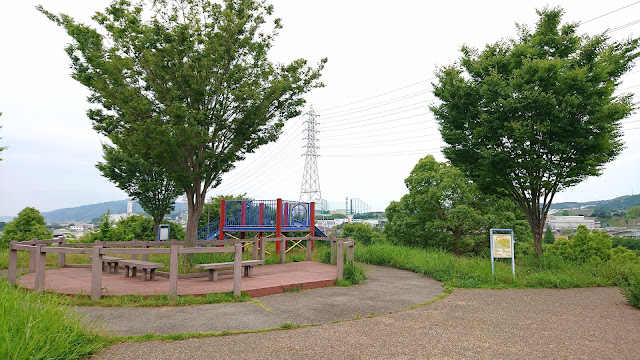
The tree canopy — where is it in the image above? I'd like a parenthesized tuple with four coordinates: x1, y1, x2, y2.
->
(626, 206, 640, 220)
(96, 144, 182, 240)
(385, 155, 530, 255)
(2, 207, 52, 247)
(39, 0, 326, 246)
(430, 7, 639, 256)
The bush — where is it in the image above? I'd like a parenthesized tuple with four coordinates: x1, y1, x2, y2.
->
(618, 264, 640, 309)
(0, 280, 105, 359)
(340, 222, 383, 246)
(546, 225, 612, 264)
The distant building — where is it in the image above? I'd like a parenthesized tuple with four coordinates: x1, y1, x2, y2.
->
(612, 229, 640, 239)
(546, 215, 601, 230)
(110, 199, 136, 223)
(628, 218, 640, 228)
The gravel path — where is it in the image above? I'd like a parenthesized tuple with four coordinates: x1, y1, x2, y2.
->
(80, 265, 444, 335)
(96, 287, 640, 359)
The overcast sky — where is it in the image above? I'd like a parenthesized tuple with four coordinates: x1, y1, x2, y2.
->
(1, 0, 639, 216)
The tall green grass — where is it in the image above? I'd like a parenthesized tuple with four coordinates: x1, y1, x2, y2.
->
(618, 263, 640, 308)
(356, 243, 620, 289)
(0, 280, 106, 359)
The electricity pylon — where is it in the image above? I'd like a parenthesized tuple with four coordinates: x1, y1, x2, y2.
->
(299, 106, 322, 213)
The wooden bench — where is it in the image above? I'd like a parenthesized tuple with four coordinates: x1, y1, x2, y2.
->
(195, 260, 264, 281)
(89, 255, 124, 274)
(119, 260, 164, 281)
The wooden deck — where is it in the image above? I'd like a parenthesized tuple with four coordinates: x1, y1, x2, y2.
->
(18, 261, 337, 298)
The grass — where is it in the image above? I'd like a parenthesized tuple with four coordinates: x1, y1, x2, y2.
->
(53, 291, 252, 307)
(355, 242, 622, 289)
(0, 280, 106, 359)
(335, 262, 367, 286)
(618, 263, 640, 308)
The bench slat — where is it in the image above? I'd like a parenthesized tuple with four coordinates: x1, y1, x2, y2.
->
(195, 260, 264, 270)
(119, 260, 164, 269)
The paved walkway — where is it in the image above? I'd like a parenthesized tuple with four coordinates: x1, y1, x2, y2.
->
(97, 287, 640, 359)
(80, 265, 444, 335)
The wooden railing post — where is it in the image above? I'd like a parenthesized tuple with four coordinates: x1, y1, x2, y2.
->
(91, 244, 103, 300)
(260, 236, 266, 261)
(233, 243, 242, 297)
(141, 241, 149, 261)
(8, 241, 18, 284)
(306, 236, 312, 261)
(131, 239, 138, 260)
(34, 243, 47, 291)
(252, 238, 259, 260)
(347, 239, 355, 263)
(330, 236, 336, 265)
(280, 237, 286, 264)
(169, 245, 179, 297)
(29, 238, 38, 272)
(57, 236, 66, 268)
(336, 239, 345, 281)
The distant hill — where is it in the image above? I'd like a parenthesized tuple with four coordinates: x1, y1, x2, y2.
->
(41, 200, 143, 223)
(551, 194, 640, 212)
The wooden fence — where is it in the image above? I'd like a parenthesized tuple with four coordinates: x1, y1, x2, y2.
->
(7, 235, 355, 299)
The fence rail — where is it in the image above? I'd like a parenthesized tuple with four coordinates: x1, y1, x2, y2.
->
(7, 235, 355, 299)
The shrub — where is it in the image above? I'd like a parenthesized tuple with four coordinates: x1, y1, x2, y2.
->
(546, 225, 612, 264)
(340, 222, 383, 246)
(0, 280, 105, 358)
(618, 263, 640, 309)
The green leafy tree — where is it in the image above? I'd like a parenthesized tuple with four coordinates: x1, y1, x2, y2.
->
(114, 214, 185, 241)
(339, 222, 383, 246)
(2, 207, 53, 247)
(385, 155, 529, 255)
(85, 210, 122, 242)
(626, 206, 640, 221)
(39, 0, 325, 247)
(431, 8, 640, 257)
(96, 144, 182, 241)
(115, 214, 155, 241)
(543, 226, 555, 245)
(547, 225, 612, 264)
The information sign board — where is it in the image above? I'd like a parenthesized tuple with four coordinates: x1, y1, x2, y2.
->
(490, 228, 515, 277)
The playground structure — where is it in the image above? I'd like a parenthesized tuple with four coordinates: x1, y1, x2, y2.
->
(8, 235, 354, 300)
(197, 199, 327, 253)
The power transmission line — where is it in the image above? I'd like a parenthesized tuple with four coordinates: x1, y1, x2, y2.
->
(581, 1, 640, 25)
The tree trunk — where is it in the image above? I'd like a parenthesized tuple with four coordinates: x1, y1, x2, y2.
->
(184, 188, 205, 248)
(533, 225, 543, 258)
(153, 217, 162, 241)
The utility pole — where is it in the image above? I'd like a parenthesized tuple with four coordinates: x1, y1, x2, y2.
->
(299, 106, 323, 213)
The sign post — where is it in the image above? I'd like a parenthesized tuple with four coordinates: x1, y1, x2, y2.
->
(490, 228, 515, 278)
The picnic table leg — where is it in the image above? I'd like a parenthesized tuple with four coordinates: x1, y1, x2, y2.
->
(132, 267, 137, 278)
(208, 269, 214, 281)
(150, 269, 155, 281)
(213, 270, 218, 282)
(113, 262, 119, 274)
(124, 265, 130, 277)
(143, 268, 148, 281)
